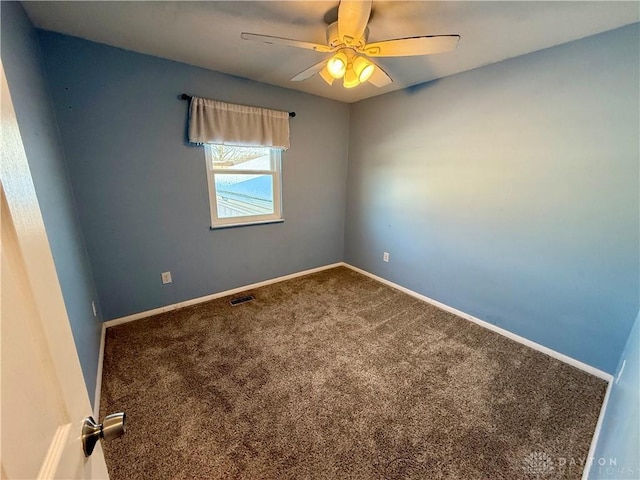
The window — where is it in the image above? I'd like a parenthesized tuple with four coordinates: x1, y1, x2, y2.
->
(205, 144, 283, 228)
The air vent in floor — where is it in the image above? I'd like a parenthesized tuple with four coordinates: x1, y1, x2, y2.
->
(229, 295, 255, 306)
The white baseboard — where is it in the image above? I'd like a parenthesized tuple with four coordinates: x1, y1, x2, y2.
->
(581, 378, 613, 480)
(104, 262, 344, 328)
(343, 263, 613, 382)
(103, 260, 613, 381)
(94, 323, 106, 418)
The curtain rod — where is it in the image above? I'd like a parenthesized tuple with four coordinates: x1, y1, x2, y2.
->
(181, 94, 296, 117)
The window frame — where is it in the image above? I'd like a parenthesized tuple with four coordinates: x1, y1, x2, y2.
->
(204, 145, 283, 229)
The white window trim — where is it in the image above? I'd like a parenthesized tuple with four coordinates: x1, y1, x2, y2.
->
(205, 146, 283, 229)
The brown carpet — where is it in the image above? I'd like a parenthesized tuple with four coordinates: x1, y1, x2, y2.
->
(100, 266, 607, 479)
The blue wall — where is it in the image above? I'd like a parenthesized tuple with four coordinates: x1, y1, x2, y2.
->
(591, 312, 640, 479)
(38, 32, 350, 321)
(345, 24, 640, 374)
(1, 2, 103, 403)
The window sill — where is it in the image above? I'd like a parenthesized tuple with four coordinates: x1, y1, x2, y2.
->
(210, 219, 284, 230)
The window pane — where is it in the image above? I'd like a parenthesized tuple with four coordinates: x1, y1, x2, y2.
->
(209, 145, 272, 171)
(214, 173, 274, 218)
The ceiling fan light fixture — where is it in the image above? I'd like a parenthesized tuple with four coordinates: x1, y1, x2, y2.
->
(327, 51, 348, 79)
(343, 67, 360, 89)
(353, 56, 375, 82)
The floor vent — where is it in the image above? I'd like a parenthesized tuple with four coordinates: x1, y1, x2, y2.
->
(229, 295, 255, 306)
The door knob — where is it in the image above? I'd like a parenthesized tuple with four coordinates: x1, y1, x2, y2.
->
(82, 412, 126, 456)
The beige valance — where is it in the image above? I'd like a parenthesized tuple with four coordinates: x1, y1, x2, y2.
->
(188, 96, 290, 150)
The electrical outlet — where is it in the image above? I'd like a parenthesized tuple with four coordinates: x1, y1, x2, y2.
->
(383, 252, 390, 262)
(161, 271, 172, 284)
(91, 301, 97, 317)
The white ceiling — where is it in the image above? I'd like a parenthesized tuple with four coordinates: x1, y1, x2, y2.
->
(23, 1, 640, 103)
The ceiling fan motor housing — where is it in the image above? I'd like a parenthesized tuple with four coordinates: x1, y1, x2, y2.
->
(326, 21, 369, 50)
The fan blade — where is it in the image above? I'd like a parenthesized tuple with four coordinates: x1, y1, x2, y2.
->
(291, 60, 328, 82)
(318, 66, 335, 86)
(367, 61, 393, 88)
(241, 33, 332, 53)
(337, 0, 372, 46)
(365, 35, 460, 57)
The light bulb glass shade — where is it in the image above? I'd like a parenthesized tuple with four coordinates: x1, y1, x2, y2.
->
(343, 67, 360, 89)
(353, 56, 375, 83)
(327, 52, 347, 79)
(319, 66, 335, 85)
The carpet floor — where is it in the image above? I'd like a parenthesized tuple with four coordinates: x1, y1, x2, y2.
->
(100, 266, 607, 479)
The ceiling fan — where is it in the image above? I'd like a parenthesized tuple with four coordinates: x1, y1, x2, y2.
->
(241, 0, 460, 89)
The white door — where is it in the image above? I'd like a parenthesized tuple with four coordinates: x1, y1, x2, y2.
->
(1, 60, 110, 479)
